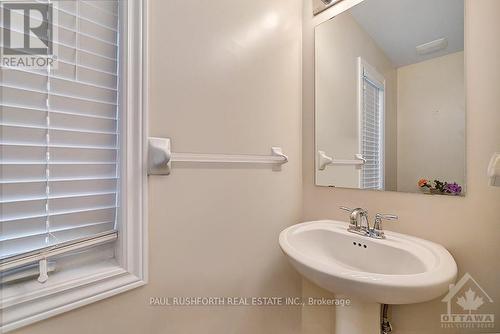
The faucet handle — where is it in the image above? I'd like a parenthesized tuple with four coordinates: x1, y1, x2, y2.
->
(372, 213, 398, 239)
(339, 206, 353, 213)
(375, 213, 398, 223)
(339, 206, 357, 227)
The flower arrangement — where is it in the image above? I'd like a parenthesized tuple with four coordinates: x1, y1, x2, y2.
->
(418, 179, 462, 195)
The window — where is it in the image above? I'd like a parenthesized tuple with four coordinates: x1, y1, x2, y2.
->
(358, 58, 385, 190)
(1, 0, 120, 274)
(0, 1, 147, 331)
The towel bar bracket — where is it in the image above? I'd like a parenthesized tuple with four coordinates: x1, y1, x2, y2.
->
(148, 137, 172, 175)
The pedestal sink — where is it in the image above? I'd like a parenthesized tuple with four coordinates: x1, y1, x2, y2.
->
(279, 220, 457, 333)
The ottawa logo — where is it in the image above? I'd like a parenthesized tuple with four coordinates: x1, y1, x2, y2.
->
(441, 273, 495, 329)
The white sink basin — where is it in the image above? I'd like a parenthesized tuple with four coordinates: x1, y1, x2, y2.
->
(279, 220, 457, 305)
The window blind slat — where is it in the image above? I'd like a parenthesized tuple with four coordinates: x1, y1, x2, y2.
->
(1, 143, 117, 151)
(50, 61, 76, 81)
(50, 179, 117, 196)
(1, 106, 47, 127)
(0, 86, 48, 109)
(1, 125, 47, 146)
(54, 3, 118, 32)
(43, 151, 116, 163)
(50, 129, 117, 147)
(1, 145, 47, 163)
(0, 176, 117, 185)
(50, 94, 117, 118)
(0, 181, 46, 201)
(0, 69, 48, 91)
(77, 65, 117, 89)
(2, 67, 117, 93)
(1, 191, 116, 205)
(1, 221, 114, 244)
(54, 0, 77, 15)
(49, 164, 117, 179)
(0, 181, 117, 207)
(49, 208, 116, 230)
(0, 222, 116, 259)
(50, 110, 117, 132)
(1, 193, 116, 221)
(79, 1, 118, 30)
(0, 204, 117, 223)
(1, 145, 117, 163)
(0, 217, 47, 243)
(83, 0, 119, 16)
(1, 201, 47, 222)
(1, 123, 117, 136)
(1, 104, 117, 121)
(77, 50, 117, 73)
(0, 28, 118, 62)
(80, 18, 117, 44)
(0, 86, 117, 119)
(78, 34, 118, 58)
(51, 78, 117, 103)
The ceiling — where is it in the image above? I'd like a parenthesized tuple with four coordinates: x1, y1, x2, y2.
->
(350, 0, 464, 68)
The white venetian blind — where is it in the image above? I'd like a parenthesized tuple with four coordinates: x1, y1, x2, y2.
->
(0, 1, 119, 262)
(361, 75, 384, 190)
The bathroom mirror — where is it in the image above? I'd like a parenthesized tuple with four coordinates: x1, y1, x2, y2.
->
(314, 0, 466, 196)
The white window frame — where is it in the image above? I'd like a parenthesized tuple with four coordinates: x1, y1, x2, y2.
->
(0, 0, 149, 331)
(357, 57, 385, 190)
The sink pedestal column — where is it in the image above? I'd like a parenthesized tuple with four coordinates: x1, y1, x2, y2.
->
(334, 295, 380, 334)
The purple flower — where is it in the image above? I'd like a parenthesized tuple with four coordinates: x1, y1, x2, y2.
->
(445, 182, 462, 194)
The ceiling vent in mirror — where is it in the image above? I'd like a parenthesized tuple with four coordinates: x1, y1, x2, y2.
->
(313, 0, 342, 15)
(416, 37, 449, 55)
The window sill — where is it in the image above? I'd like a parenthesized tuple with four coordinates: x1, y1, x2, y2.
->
(0, 259, 146, 332)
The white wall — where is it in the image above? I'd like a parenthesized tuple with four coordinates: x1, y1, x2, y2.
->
(315, 13, 398, 190)
(397, 52, 465, 193)
(13, 0, 303, 333)
(302, 0, 500, 333)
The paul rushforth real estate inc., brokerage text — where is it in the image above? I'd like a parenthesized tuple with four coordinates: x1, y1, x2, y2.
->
(149, 296, 351, 307)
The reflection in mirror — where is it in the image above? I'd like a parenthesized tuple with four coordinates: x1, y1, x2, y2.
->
(313, 0, 343, 15)
(314, 0, 465, 195)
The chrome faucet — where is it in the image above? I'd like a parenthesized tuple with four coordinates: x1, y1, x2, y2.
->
(340, 206, 370, 236)
(340, 207, 398, 239)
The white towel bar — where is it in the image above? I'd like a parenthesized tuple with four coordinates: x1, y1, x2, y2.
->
(148, 137, 288, 175)
(317, 150, 366, 171)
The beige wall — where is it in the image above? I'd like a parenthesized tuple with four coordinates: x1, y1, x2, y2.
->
(315, 12, 397, 190)
(303, 1, 500, 334)
(13, 0, 303, 333)
(397, 52, 465, 193)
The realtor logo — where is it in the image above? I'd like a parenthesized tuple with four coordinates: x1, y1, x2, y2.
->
(0, 1, 57, 68)
(2, 2, 52, 55)
(441, 273, 495, 329)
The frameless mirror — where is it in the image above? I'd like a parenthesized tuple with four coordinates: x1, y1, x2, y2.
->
(314, 0, 465, 196)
